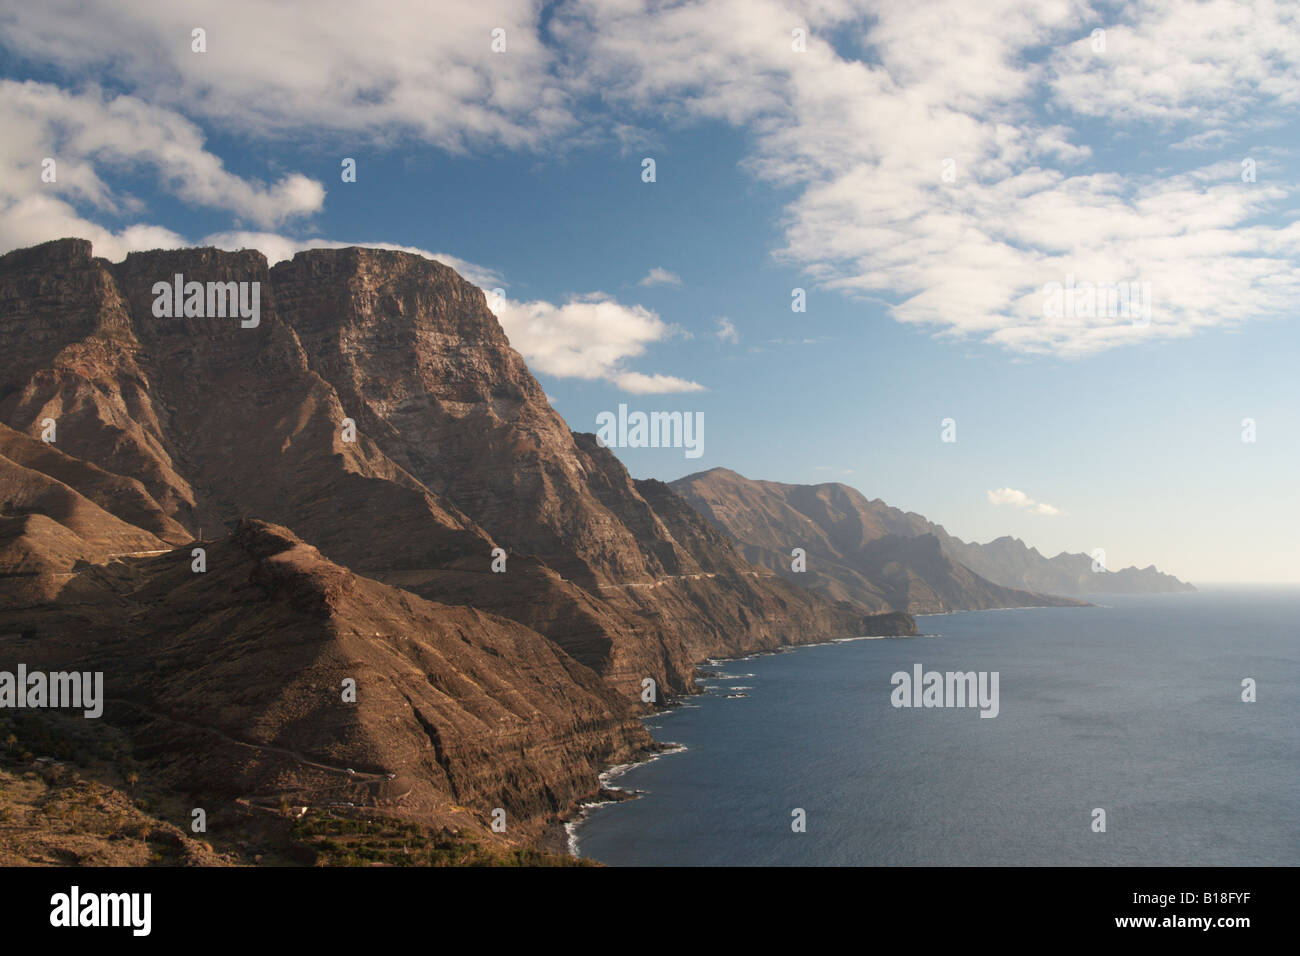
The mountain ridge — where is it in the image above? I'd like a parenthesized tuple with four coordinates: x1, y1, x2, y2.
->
(669, 467, 1192, 611)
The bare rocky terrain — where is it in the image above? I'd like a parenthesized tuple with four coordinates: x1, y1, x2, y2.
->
(0, 238, 913, 864)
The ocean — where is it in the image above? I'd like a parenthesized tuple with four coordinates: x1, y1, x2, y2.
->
(571, 588, 1300, 866)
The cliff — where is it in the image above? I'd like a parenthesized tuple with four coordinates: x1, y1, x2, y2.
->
(0, 238, 914, 853)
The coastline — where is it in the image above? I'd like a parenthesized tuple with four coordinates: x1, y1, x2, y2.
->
(912, 591, 1200, 617)
(540, 592, 1293, 867)
(555, 737, 688, 860)
(913, 603, 1097, 617)
(554, 629, 922, 860)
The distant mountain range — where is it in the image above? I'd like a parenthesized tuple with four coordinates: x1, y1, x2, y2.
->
(670, 468, 1194, 614)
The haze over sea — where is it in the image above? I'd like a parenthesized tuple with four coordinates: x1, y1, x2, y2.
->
(573, 589, 1299, 866)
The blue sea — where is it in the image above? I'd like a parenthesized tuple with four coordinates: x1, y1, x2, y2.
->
(572, 589, 1300, 866)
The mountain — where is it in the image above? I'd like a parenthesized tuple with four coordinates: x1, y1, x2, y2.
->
(936, 534, 1195, 596)
(669, 469, 1192, 611)
(0, 238, 912, 859)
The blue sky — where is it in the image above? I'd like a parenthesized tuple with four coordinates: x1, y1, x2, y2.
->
(1, 1, 1297, 582)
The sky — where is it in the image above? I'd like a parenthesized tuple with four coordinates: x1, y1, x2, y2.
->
(0, 0, 1297, 583)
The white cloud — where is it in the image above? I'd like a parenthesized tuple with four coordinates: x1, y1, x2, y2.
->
(0, 81, 322, 227)
(715, 316, 740, 344)
(612, 371, 706, 394)
(1047, 4, 1300, 125)
(488, 293, 704, 393)
(987, 487, 1061, 516)
(638, 266, 682, 287)
(0, 1, 572, 152)
(1169, 129, 1234, 151)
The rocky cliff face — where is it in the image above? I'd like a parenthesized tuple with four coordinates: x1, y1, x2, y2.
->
(669, 468, 1190, 611)
(0, 239, 913, 849)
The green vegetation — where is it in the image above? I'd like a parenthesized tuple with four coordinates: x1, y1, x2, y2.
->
(0, 712, 126, 769)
